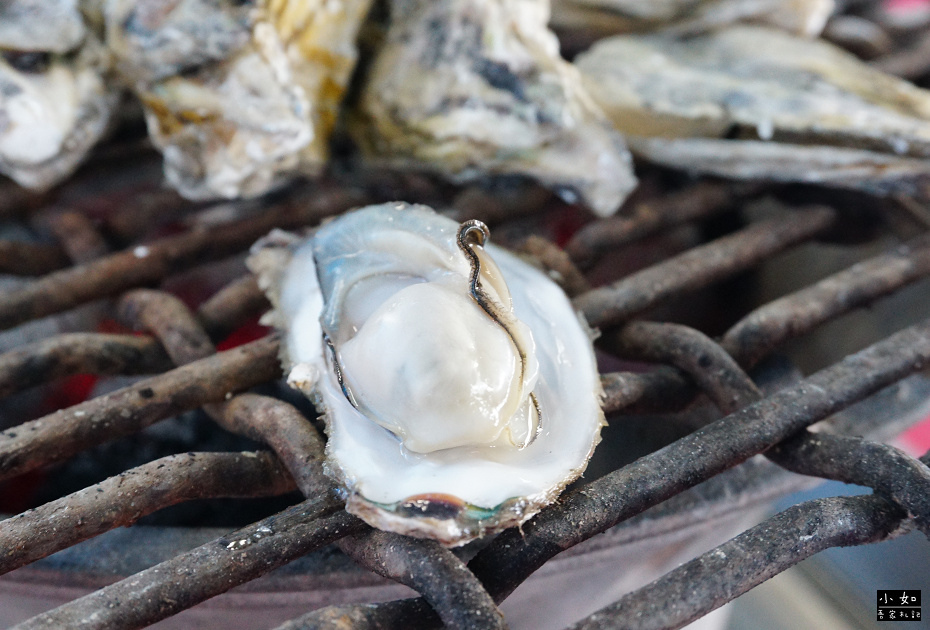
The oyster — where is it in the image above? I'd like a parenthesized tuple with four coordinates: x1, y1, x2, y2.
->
(0, 0, 118, 190)
(248, 202, 604, 545)
(575, 25, 930, 197)
(350, 0, 637, 218)
(106, 0, 372, 200)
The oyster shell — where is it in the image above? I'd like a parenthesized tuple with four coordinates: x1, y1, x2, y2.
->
(350, 0, 637, 217)
(0, 0, 86, 53)
(0, 0, 118, 190)
(248, 202, 604, 545)
(575, 25, 930, 197)
(106, 0, 372, 200)
(551, 0, 835, 38)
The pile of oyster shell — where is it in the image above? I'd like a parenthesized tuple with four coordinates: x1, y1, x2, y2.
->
(9, 0, 930, 212)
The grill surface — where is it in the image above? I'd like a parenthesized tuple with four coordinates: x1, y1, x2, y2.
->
(0, 148, 929, 630)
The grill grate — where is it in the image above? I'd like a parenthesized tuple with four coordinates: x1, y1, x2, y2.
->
(0, 153, 929, 630)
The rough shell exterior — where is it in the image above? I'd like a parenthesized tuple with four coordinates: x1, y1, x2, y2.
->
(351, 0, 637, 217)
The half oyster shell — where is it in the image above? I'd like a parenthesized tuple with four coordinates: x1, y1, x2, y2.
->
(248, 202, 604, 545)
(350, 0, 637, 217)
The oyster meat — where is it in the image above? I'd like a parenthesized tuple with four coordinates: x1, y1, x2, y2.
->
(351, 0, 637, 217)
(0, 0, 118, 190)
(249, 202, 604, 545)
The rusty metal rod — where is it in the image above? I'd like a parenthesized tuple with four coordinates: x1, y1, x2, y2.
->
(13, 501, 366, 630)
(0, 451, 295, 576)
(339, 530, 509, 630)
(569, 495, 908, 630)
(37, 209, 110, 263)
(0, 335, 281, 483)
(196, 275, 269, 340)
(118, 289, 216, 365)
(610, 321, 762, 414)
(600, 369, 695, 415)
(0, 333, 172, 398)
(0, 190, 362, 332)
(770, 433, 930, 539)
(0, 273, 272, 400)
(573, 206, 836, 329)
(520, 235, 591, 297)
(565, 181, 740, 266)
(722, 232, 930, 369)
(211, 394, 332, 500)
(0, 240, 69, 276)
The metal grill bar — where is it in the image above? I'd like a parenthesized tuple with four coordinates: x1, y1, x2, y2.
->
(12, 504, 365, 630)
(569, 494, 911, 630)
(610, 321, 762, 414)
(0, 334, 172, 398)
(0, 275, 267, 400)
(574, 206, 836, 328)
(0, 189, 362, 331)
(770, 433, 930, 537)
(0, 336, 281, 482)
(0, 451, 295, 575)
(722, 232, 930, 368)
(564, 181, 743, 265)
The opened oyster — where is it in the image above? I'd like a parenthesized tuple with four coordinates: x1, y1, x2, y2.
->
(248, 202, 604, 545)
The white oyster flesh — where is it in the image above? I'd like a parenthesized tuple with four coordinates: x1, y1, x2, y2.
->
(249, 202, 604, 545)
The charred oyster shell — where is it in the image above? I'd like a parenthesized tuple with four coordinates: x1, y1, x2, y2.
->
(575, 25, 930, 198)
(551, 0, 835, 38)
(249, 202, 605, 545)
(106, 0, 373, 200)
(351, 0, 637, 217)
